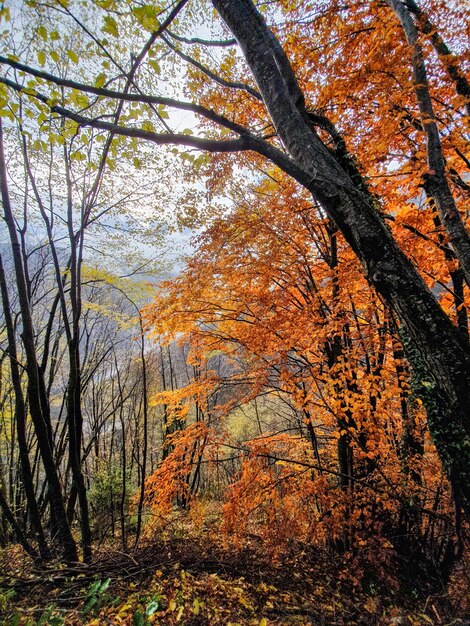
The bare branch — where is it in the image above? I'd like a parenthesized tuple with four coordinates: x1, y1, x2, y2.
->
(162, 35, 262, 101)
(167, 31, 236, 47)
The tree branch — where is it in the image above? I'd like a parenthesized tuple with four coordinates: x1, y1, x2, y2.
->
(162, 34, 262, 101)
(1, 73, 310, 188)
(167, 31, 236, 47)
(405, 0, 470, 116)
(0, 57, 257, 133)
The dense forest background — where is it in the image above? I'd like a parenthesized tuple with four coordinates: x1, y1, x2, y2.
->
(0, 0, 469, 623)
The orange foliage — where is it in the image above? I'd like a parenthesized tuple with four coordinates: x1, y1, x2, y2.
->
(142, 0, 467, 565)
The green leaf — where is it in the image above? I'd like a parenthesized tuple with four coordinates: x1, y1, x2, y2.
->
(87, 581, 101, 596)
(37, 50, 46, 67)
(32, 138, 47, 151)
(148, 59, 160, 74)
(0, 108, 14, 121)
(50, 50, 60, 63)
(132, 7, 148, 21)
(37, 25, 47, 40)
(10, 612, 20, 626)
(82, 596, 98, 614)
(21, 87, 38, 97)
(94, 72, 107, 88)
(99, 578, 111, 593)
(146, 599, 160, 616)
(48, 132, 59, 145)
(50, 30, 60, 41)
(132, 611, 146, 626)
(132, 6, 160, 31)
(71, 151, 86, 162)
(0, 6, 11, 22)
(70, 90, 89, 108)
(103, 15, 119, 38)
(66, 49, 79, 64)
(141, 121, 155, 132)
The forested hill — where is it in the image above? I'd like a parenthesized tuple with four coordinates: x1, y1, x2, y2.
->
(0, 0, 469, 623)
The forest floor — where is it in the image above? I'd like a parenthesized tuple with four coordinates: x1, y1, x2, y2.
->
(0, 523, 468, 625)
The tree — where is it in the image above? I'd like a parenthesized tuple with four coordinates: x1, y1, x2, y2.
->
(212, 0, 470, 519)
(0, 3, 173, 559)
(143, 170, 445, 558)
(0, 0, 469, 521)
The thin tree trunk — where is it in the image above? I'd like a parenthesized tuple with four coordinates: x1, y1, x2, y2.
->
(0, 119, 77, 561)
(135, 317, 149, 544)
(63, 140, 92, 562)
(386, 0, 470, 288)
(0, 486, 38, 559)
(0, 254, 50, 560)
(404, 0, 470, 116)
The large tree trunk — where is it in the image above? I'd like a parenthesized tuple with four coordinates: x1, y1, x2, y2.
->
(213, 0, 470, 515)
